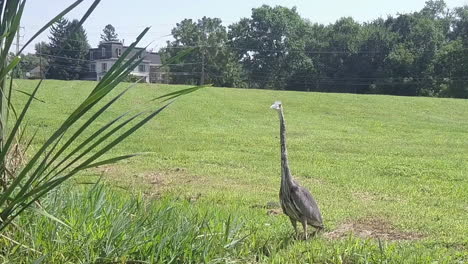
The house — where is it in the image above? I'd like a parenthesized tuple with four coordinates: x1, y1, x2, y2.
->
(26, 66, 44, 79)
(82, 41, 162, 83)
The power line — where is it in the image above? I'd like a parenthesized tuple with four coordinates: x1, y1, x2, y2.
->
(38, 32, 173, 46)
(32, 53, 201, 67)
(163, 44, 386, 54)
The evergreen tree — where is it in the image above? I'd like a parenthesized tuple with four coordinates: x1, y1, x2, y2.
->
(46, 18, 90, 80)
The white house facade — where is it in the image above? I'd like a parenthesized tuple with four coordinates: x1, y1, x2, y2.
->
(82, 41, 162, 83)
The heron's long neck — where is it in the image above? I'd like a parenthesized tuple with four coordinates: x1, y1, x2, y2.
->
(279, 109, 294, 187)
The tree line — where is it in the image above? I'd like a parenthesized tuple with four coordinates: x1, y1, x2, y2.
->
(16, 21, 119, 80)
(162, 0, 468, 98)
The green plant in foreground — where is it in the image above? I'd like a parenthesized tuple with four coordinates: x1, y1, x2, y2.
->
(3, 182, 465, 263)
(3, 184, 248, 263)
(0, 0, 198, 232)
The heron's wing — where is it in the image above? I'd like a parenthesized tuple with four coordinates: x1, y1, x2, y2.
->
(290, 186, 323, 227)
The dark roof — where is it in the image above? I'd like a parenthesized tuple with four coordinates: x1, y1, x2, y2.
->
(121, 46, 161, 65)
(90, 42, 161, 65)
(99, 41, 122, 45)
(147, 52, 161, 65)
(29, 66, 41, 73)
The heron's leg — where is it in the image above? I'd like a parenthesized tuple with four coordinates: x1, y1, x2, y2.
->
(289, 217, 298, 238)
(311, 227, 320, 237)
(315, 226, 324, 235)
(302, 220, 308, 240)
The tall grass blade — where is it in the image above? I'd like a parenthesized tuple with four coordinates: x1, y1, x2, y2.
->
(43, 81, 137, 176)
(29, 206, 71, 229)
(152, 85, 206, 102)
(0, 56, 20, 83)
(0, 79, 42, 177)
(52, 111, 146, 177)
(92, 28, 149, 93)
(45, 112, 131, 179)
(19, 0, 85, 53)
(75, 103, 174, 171)
(80, 154, 140, 170)
(13, 89, 46, 103)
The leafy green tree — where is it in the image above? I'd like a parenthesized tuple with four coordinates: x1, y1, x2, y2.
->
(229, 5, 309, 89)
(10, 52, 47, 79)
(421, 0, 449, 19)
(46, 18, 90, 80)
(434, 39, 468, 98)
(165, 17, 244, 86)
(17, 53, 41, 78)
(384, 9, 446, 96)
(31, 41, 50, 78)
(433, 5, 468, 98)
(351, 20, 397, 94)
(451, 6, 468, 39)
(35, 41, 50, 56)
(101, 24, 119, 42)
(162, 1, 468, 97)
(318, 17, 363, 93)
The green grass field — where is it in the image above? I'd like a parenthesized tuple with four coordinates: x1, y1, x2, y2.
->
(5, 79, 468, 263)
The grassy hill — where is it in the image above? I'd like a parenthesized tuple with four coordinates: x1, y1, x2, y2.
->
(8, 79, 468, 263)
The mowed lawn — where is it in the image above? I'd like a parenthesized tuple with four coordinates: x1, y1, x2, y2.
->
(14, 79, 468, 262)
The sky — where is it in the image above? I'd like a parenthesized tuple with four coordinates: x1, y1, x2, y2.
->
(20, 0, 468, 53)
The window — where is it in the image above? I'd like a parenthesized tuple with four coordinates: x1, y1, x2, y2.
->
(102, 63, 107, 72)
(138, 64, 146, 72)
(90, 52, 94, 60)
(90, 63, 96, 71)
(116, 48, 122, 57)
(101, 47, 106, 57)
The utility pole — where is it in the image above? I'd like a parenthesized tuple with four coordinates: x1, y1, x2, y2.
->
(15, 26, 24, 78)
(39, 42, 43, 78)
(199, 27, 206, 85)
(16, 29, 20, 54)
(200, 48, 205, 85)
(16, 26, 24, 55)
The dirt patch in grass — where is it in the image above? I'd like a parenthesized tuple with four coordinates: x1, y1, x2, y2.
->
(352, 191, 406, 204)
(140, 171, 168, 186)
(250, 201, 283, 215)
(94, 164, 122, 175)
(135, 168, 219, 199)
(92, 165, 178, 196)
(325, 217, 424, 241)
(136, 169, 184, 197)
(267, 208, 283, 216)
(352, 191, 377, 202)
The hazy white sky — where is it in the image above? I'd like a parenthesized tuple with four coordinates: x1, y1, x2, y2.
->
(20, 0, 468, 53)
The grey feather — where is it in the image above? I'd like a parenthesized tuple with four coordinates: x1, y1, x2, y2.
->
(290, 186, 323, 228)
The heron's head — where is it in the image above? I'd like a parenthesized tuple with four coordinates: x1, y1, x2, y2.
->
(270, 101, 282, 111)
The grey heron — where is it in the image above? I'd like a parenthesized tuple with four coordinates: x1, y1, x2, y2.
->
(271, 101, 324, 239)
